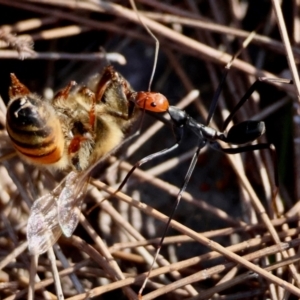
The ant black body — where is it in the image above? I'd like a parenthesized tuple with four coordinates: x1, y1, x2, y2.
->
(124, 74, 285, 195)
(113, 3, 293, 296)
(115, 70, 291, 295)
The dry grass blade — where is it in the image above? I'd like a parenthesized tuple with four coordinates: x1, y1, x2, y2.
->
(270, 0, 300, 212)
(95, 180, 300, 297)
(0, 1, 299, 299)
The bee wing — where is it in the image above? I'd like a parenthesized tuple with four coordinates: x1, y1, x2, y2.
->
(27, 193, 62, 255)
(57, 172, 88, 237)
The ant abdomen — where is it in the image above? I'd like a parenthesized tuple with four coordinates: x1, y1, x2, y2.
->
(226, 120, 266, 145)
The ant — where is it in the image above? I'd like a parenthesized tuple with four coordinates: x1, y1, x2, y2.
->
(106, 1, 293, 297)
(117, 70, 290, 297)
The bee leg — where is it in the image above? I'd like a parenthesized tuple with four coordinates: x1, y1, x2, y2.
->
(53, 81, 77, 103)
(78, 86, 97, 132)
(95, 65, 115, 103)
(9, 74, 31, 98)
(68, 135, 89, 171)
(121, 78, 137, 119)
(127, 100, 137, 119)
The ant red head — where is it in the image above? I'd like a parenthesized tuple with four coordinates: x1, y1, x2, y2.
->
(132, 91, 169, 113)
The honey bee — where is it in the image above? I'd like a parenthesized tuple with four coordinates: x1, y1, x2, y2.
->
(6, 66, 140, 255)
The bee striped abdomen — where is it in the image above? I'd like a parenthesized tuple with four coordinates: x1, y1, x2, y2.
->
(6, 96, 64, 165)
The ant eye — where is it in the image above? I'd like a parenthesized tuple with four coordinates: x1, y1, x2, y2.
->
(151, 102, 157, 107)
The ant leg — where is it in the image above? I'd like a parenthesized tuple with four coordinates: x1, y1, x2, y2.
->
(112, 108, 186, 192)
(138, 137, 206, 297)
(206, 31, 258, 126)
(210, 141, 279, 196)
(116, 135, 182, 193)
(206, 66, 230, 126)
(222, 77, 293, 131)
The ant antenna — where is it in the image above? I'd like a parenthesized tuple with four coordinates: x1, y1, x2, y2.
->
(129, 0, 159, 91)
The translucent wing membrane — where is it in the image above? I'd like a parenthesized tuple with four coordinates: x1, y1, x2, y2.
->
(58, 171, 88, 238)
(27, 171, 88, 255)
(27, 193, 61, 255)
